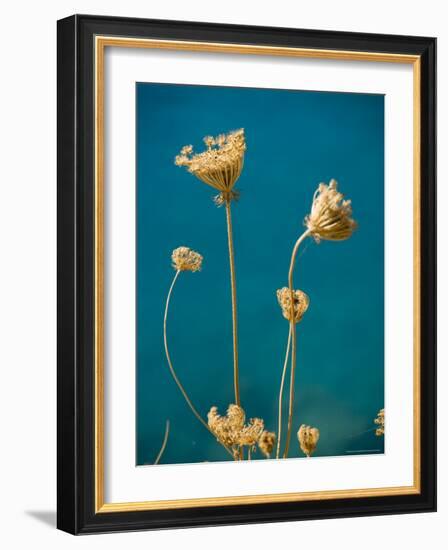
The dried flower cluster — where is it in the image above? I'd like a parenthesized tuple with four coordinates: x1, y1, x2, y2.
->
(277, 287, 310, 323)
(207, 404, 265, 456)
(305, 179, 357, 242)
(374, 408, 385, 436)
(161, 129, 362, 465)
(175, 129, 246, 205)
(258, 431, 276, 458)
(297, 424, 320, 457)
(171, 246, 203, 272)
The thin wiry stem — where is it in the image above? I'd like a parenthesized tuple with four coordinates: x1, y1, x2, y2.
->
(163, 270, 234, 458)
(154, 420, 170, 465)
(225, 199, 240, 406)
(276, 325, 292, 458)
(346, 426, 377, 440)
(283, 229, 311, 458)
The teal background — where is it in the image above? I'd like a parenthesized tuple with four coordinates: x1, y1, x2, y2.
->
(136, 83, 384, 465)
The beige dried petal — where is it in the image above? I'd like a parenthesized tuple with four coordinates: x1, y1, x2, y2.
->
(305, 179, 357, 242)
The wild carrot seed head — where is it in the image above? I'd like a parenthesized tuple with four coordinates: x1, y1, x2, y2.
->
(374, 408, 385, 436)
(175, 129, 246, 204)
(171, 246, 203, 272)
(258, 430, 276, 458)
(305, 179, 357, 242)
(297, 424, 320, 457)
(207, 404, 265, 450)
(276, 287, 310, 323)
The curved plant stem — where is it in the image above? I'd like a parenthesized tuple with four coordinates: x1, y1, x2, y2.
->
(154, 420, 170, 465)
(163, 270, 234, 458)
(276, 325, 292, 458)
(225, 199, 240, 406)
(283, 229, 311, 458)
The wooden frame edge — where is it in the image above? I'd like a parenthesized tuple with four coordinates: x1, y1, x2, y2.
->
(93, 36, 422, 514)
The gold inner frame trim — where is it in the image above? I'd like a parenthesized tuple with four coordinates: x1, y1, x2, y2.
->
(94, 35, 421, 513)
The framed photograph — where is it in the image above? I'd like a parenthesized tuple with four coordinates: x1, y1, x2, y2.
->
(57, 14, 436, 534)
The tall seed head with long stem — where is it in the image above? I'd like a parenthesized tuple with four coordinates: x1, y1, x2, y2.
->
(175, 129, 246, 205)
(275, 286, 309, 459)
(175, 130, 245, 407)
(280, 180, 356, 459)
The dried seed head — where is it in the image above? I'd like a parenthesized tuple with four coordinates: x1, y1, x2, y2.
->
(305, 179, 357, 242)
(277, 287, 310, 323)
(238, 418, 265, 447)
(175, 129, 246, 204)
(258, 431, 276, 458)
(207, 406, 237, 448)
(227, 403, 245, 432)
(171, 246, 203, 272)
(374, 408, 385, 437)
(297, 424, 320, 457)
(207, 404, 265, 450)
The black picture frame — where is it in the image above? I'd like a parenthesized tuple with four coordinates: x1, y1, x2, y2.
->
(57, 14, 436, 534)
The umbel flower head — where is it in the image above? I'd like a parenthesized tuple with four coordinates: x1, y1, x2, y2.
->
(277, 287, 310, 323)
(171, 246, 203, 272)
(207, 404, 265, 454)
(305, 179, 357, 242)
(258, 431, 276, 458)
(374, 408, 385, 437)
(175, 129, 246, 205)
(297, 424, 320, 457)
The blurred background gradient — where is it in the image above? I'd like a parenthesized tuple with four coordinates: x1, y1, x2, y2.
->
(136, 83, 384, 465)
